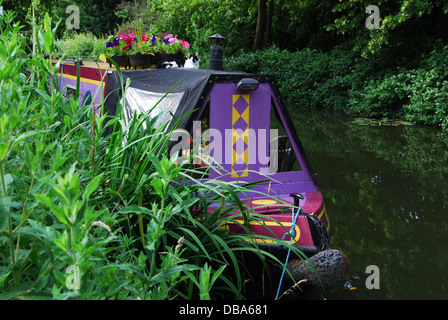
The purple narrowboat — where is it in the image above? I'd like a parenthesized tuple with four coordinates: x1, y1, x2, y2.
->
(55, 59, 339, 293)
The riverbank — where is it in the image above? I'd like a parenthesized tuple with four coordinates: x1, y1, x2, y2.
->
(224, 43, 448, 132)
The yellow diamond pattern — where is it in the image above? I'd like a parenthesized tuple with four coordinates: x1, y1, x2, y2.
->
(232, 106, 249, 126)
(232, 128, 249, 145)
(231, 94, 249, 178)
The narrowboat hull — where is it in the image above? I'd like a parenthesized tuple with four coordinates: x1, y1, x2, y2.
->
(235, 191, 331, 256)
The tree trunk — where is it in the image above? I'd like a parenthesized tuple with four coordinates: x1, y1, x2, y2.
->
(263, 0, 274, 48)
(252, 0, 267, 52)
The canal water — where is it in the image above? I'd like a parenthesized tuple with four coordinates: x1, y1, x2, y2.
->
(292, 108, 448, 299)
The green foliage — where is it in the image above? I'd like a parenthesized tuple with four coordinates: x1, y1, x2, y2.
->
(127, 0, 256, 60)
(326, 0, 448, 58)
(225, 42, 448, 131)
(2, 0, 123, 38)
(54, 33, 105, 61)
(348, 42, 448, 129)
(76, 0, 123, 37)
(225, 45, 362, 110)
(4, 0, 448, 62)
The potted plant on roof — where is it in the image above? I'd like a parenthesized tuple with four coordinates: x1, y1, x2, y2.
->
(104, 35, 131, 69)
(153, 34, 190, 68)
(128, 32, 156, 69)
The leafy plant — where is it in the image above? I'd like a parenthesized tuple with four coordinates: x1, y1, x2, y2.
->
(152, 34, 190, 54)
(54, 32, 105, 61)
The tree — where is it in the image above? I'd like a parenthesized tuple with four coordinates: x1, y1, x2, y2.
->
(252, 0, 267, 52)
(1, 0, 123, 37)
(264, 0, 274, 48)
(252, 0, 276, 51)
(325, 0, 448, 57)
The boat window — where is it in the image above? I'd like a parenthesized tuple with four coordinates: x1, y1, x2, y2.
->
(181, 101, 211, 178)
(82, 90, 92, 107)
(269, 98, 301, 173)
(63, 86, 76, 104)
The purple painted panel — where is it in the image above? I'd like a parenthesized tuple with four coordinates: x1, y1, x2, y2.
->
(208, 83, 271, 180)
(58, 76, 103, 111)
(206, 82, 316, 198)
(240, 180, 318, 200)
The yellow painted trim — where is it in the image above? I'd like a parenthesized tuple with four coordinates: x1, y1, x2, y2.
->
(232, 94, 240, 105)
(316, 205, 330, 231)
(231, 94, 250, 178)
(57, 73, 106, 108)
(240, 107, 250, 123)
(241, 94, 250, 104)
(239, 170, 248, 177)
(57, 73, 103, 86)
(252, 199, 278, 205)
(232, 127, 249, 144)
(317, 205, 325, 219)
(232, 108, 239, 126)
(222, 219, 301, 245)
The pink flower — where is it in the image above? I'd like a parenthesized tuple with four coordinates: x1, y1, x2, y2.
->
(168, 34, 177, 44)
(118, 33, 136, 41)
(180, 40, 189, 49)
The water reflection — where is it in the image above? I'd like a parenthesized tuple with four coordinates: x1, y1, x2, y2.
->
(292, 107, 448, 299)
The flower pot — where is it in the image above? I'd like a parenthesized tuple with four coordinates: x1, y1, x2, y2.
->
(155, 52, 185, 68)
(129, 53, 154, 69)
(108, 55, 130, 69)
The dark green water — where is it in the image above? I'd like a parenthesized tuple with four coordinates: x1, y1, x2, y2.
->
(293, 109, 448, 299)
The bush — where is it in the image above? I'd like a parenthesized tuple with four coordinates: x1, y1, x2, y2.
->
(348, 43, 448, 129)
(403, 69, 448, 130)
(347, 70, 411, 118)
(55, 33, 105, 61)
(225, 46, 362, 111)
